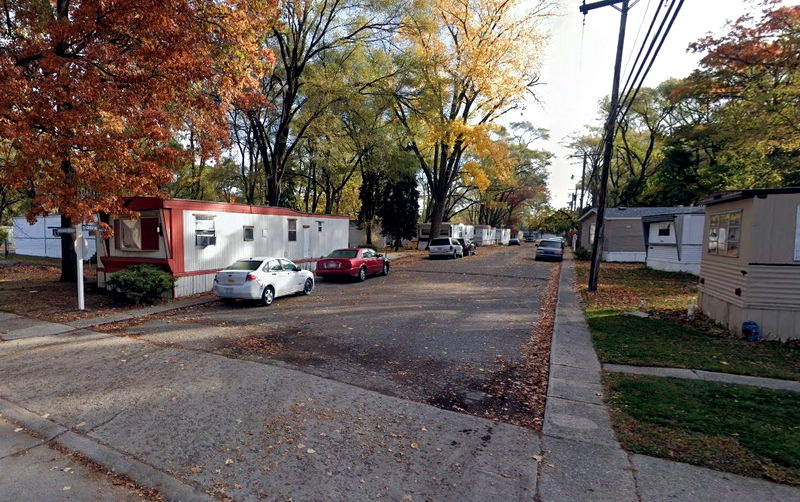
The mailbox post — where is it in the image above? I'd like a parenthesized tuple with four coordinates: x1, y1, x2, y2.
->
(53, 226, 87, 310)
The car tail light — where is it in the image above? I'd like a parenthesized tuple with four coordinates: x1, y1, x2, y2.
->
(246, 274, 257, 281)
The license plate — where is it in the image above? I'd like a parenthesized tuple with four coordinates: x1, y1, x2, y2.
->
(226, 279, 235, 283)
(326, 263, 335, 269)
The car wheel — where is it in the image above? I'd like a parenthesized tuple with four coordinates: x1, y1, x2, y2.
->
(381, 262, 389, 276)
(358, 266, 367, 282)
(302, 278, 314, 295)
(452, 251, 457, 259)
(261, 285, 275, 306)
(221, 298, 236, 305)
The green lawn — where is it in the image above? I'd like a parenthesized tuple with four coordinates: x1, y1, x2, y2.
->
(605, 373, 800, 485)
(588, 309, 800, 381)
(575, 262, 800, 381)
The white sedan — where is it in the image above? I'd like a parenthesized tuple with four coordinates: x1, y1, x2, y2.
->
(213, 257, 314, 306)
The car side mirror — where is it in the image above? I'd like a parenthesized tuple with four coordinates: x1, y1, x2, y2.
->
(376, 253, 383, 258)
(293, 265, 301, 272)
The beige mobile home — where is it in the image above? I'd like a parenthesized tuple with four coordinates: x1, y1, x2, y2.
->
(578, 207, 702, 262)
(697, 188, 800, 341)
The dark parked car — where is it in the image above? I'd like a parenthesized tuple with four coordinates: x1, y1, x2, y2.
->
(508, 238, 520, 246)
(457, 238, 477, 256)
(535, 239, 564, 261)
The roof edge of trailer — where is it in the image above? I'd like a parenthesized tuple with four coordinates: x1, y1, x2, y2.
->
(122, 197, 350, 219)
(698, 187, 800, 206)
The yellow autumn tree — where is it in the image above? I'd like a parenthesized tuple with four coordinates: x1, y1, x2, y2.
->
(391, 0, 553, 236)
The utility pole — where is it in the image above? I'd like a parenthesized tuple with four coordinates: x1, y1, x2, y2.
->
(581, 0, 630, 292)
(579, 152, 587, 212)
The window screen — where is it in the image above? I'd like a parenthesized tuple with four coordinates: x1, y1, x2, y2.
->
(195, 215, 216, 247)
(707, 211, 740, 257)
(243, 226, 254, 241)
(288, 219, 297, 242)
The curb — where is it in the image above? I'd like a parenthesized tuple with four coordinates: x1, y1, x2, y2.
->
(0, 398, 213, 502)
(67, 297, 217, 330)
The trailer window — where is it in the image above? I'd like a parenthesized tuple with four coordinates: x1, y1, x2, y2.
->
(658, 224, 671, 237)
(707, 211, 740, 257)
(195, 215, 216, 247)
(243, 226, 254, 241)
(288, 219, 297, 242)
(115, 217, 159, 251)
(317, 221, 323, 232)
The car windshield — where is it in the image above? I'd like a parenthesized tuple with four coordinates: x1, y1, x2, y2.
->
(540, 240, 561, 249)
(226, 260, 263, 271)
(430, 238, 451, 246)
(327, 249, 358, 258)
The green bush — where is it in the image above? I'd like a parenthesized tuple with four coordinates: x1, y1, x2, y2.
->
(574, 247, 591, 260)
(107, 264, 174, 304)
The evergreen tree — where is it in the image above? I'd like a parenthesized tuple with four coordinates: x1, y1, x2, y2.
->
(358, 169, 385, 245)
(379, 175, 419, 250)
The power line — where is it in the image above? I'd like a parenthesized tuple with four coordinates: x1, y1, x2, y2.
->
(618, 0, 668, 106)
(621, 0, 654, 82)
(588, 0, 685, 161)
(616, 0, 685, 127)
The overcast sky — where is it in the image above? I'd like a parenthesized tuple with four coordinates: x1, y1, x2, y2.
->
(520, 0, 773, 209)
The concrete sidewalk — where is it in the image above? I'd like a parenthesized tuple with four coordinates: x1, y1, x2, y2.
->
(537, 256, 800, 501)
(0, 415, 144, 501)
(604, 363, 800, 393)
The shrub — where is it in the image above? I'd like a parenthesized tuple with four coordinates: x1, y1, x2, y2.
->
(107, 264, 174, 304)
(574, 247, 591, 261)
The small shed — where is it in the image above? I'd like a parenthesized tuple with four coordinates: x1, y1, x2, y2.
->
(578, 207, 702, 262)
(697, 187, 800, 341)
(642, 208, 705, 275)
(12, 214, 97, 260)
(97, 197, 348, 298)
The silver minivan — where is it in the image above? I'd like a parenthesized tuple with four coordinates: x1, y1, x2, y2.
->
(428, 237, 463, 259)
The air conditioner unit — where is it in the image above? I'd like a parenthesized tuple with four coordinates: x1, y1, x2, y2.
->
(196, 235, 216, 247)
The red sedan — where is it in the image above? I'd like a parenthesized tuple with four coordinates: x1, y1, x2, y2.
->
(315, 248, 390, 281)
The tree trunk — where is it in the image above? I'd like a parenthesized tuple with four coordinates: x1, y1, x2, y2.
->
(59, 213, 78, 282)
(365, 221, 373, 245)
(428, 197, 446, 245)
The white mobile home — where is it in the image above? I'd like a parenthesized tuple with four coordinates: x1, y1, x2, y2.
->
(97, 197, 348, 298)
(495, 228, 511, 245)
(473, 225, 495, 246)
(642, 209, 705, 275)
(417, 222, 467, 249)
(12, 215, 97, 260)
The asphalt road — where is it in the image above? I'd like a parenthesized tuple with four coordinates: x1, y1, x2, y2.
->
(117, 244, 555, 409)
(0, 246, 555, 500)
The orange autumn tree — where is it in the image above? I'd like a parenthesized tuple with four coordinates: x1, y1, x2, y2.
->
(0, 0, 275, 281)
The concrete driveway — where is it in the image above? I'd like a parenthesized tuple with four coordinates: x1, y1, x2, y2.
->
(0, 245, 557, 501)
